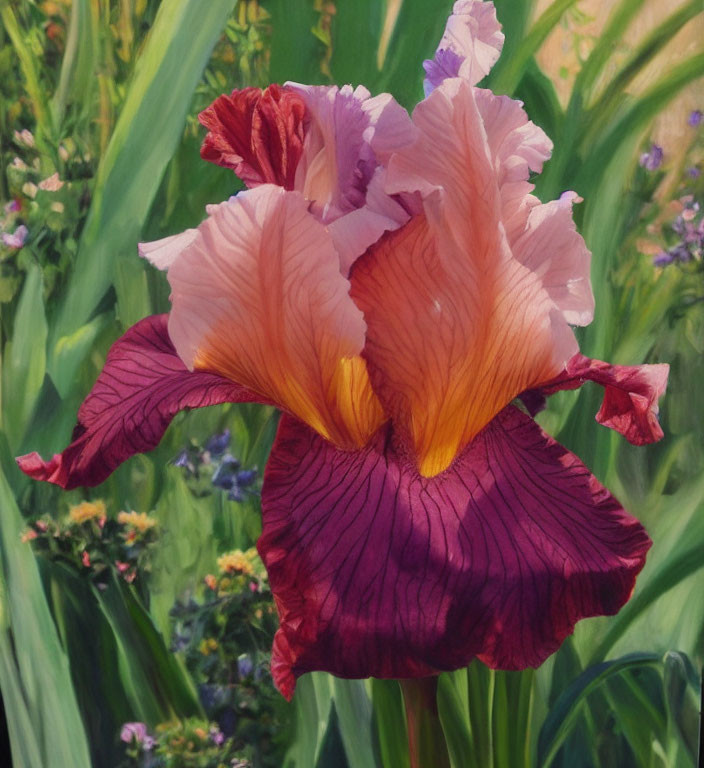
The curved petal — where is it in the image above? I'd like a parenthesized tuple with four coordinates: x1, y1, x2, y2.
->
(138, 229, 199, 271)
(328, 168, 410, 276)
(198, 84, 307, 189)
(361, 78, 591, 476)
(423, 0, 504, 94)
(510, 195, 594, 326)
(259, 407, 650, 699)
(167, 184, 385, 450)
(522, 354, 669, 445)
(16, 315, 261, 489)
(287, 83, 415, 222)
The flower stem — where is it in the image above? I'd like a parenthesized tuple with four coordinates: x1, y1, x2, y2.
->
(400, 677, 451, 768)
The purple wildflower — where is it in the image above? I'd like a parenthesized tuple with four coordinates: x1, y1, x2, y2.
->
(120, 722, 154, 749)
(237, 654, 254, 679)
(209, 726, 226, 746)
(688, 110, 703, 127)
(640, 144, 663, 171)
(205, 428, 231, 455)
(2, 224, 28, 249)
(3, 199, 20, 214)
(687, 167, 701, 179)
(653, 251, 675, 267)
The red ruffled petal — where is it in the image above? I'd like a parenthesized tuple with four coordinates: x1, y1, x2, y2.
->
(522, 353, 669, 445)
(16, 315, 261, 489)
(198, 84, 306, 189)
(258, 407, 651, 699)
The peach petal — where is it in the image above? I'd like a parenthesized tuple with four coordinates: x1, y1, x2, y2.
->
(167, 184, 384, 449)
(356, 79, 578, 476)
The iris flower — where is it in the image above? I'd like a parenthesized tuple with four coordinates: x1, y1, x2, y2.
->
(19, 0, 667, 700)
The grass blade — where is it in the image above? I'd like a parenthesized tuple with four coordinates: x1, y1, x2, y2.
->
(371, 678, 410, 768)
(49, 0, 237, 396)
(491, 0, 580, 95)
(1, 264, 47, 453)
(0, 466, 92, 768)
(538, 653, 660, 767)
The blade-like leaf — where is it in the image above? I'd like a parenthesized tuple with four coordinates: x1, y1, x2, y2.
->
(0, 466, 92, 768)
(332, 678, 379, 768)
(51, 0, 98, 124)
(371, 678, 410, 768)
(1, 264, 47, 452)
(538, 653, 660, 767)
(49, 0, 237, 396)
(490, 0, 580, 95)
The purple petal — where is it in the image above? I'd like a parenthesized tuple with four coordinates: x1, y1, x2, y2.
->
(423, 0, 505, 94)
(2, 224, 28, 249)
(259, 407, 650, 699)
(17, 315, 262, 489)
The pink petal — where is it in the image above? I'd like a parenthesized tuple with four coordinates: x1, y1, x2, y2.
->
(423, 0, 504, 93)
(510, 195, 594, 326)
(167, 184, 385, 450)
(16, 315, 261, 489)
(359, 78, 578, 476)
(328, 169, 410, 276)
(259, 407, 650, 699)
(138, 229, 199, 271)
(470, 91, 593, 327)
(523, 354, 669, 445)
(287, 83, 415, 222)
(198, 85, 307, 189)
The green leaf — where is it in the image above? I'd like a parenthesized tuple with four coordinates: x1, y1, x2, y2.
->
(51, 0, 98, 124)
(538, 653, 660, 768)
(1, 264, 47, 452)
(96, 571, 201, 724)
(0, 5, 53, 140)
(377, 0, 454, 109)
(587, 543, 704, 667)
(581, 0, 701, 148)
(491, 0, 580, 96)
(0, 466, 92, 768)
(316, 703, 352, 768)
(438, 670, 474, 768)
(329, 0, 384, 86)
(49, 0, 237, 395)
(332, 678, 380, 768)
(268, 0, 327, 85)
(286, 672, 333, 768)
(577, 52, 704, 193)
(371, 678, 410, 768)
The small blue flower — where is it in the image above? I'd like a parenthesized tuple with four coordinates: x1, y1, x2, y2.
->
(237, 653, 254, 679)
(205, 429, 231, 456)
(212, 454, 241, 489)
(235, 468, 258, 487)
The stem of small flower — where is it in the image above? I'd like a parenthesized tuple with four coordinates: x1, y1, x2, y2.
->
(400, 677, 451, 768)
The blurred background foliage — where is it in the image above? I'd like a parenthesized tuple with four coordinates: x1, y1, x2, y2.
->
(0, 0, 702, 766)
